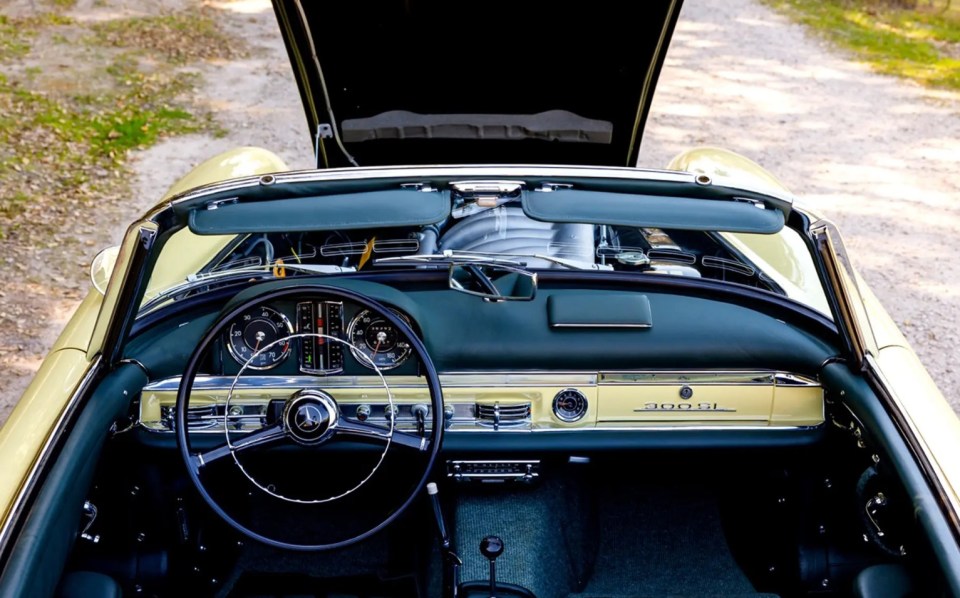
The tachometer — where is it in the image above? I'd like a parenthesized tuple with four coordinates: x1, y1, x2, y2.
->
(346, 309, 413, 370)
(227, 306, 294, 370)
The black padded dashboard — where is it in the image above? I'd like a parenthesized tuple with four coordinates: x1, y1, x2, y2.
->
(123, 276, 840, 379)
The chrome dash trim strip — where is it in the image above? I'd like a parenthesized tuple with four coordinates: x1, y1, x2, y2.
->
(142, 370, 819, 393)
(599, 370, 820, 386)
(0, 355, 102, 557)
(142, 373, 601, 392)
(550, 323, 653, 329)
(440, 423, 825, 433)
(143, 422, 823, 435)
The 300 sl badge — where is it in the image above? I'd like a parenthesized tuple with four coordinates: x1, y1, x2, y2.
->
(635, 402, 736, 412)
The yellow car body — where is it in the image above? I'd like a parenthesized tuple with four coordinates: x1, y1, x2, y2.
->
(2, 0, 959, 593)
(3, 146, 957, 553)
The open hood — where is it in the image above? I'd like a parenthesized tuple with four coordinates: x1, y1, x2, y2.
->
(273, 0, 683, 168)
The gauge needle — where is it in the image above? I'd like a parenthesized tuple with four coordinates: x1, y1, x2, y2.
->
(372, 339, 382, 356)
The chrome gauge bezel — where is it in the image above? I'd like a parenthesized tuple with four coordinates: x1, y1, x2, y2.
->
(346, 308, 413, 371)
(552, 388, 589, 422)
(226, 305, 294, 370)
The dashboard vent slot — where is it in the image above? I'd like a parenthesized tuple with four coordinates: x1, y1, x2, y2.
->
(476, 402, 531, 430)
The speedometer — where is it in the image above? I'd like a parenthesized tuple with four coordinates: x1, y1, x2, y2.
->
(346, 309, 413, 370)
(226, 306, 294, 370)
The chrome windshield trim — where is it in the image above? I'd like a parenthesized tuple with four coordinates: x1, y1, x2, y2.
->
(0, 355, 102, 558)
(160, 164, 796, 212)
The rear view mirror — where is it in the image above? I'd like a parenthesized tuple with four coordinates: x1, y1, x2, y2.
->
(449, 263, 537, 302)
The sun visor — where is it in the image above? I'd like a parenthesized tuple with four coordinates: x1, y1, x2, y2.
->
(187, 189, 451, 235)
(522, 189, 785, 234)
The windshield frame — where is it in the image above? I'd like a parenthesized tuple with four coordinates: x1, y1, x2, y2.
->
(137, 165, 829, 319)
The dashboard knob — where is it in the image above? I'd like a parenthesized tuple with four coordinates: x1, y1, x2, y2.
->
(356, 404, 371, 422)
(385, 405, 399, 422)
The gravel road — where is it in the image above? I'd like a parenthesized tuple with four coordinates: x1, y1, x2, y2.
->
(639, 0, 960, 410)
(1, 0, 957, 424)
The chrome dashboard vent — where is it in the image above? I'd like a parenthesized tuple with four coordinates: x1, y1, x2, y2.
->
(476, 402, 531, 430)
(159, 404, 263, 431)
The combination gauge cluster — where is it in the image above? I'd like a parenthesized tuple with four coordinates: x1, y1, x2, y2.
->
(222, 299, 416, 374)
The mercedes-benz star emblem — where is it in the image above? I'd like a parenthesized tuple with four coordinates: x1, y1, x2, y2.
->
(295, 403, 324, 432)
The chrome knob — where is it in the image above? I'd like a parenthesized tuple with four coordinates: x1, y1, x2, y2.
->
(356, 404, 371, 421)
(385, 405, 399, 422)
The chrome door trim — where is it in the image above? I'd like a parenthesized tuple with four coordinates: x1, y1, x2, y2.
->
(0, 356, 102, 559)
(864, 354, 960, 539)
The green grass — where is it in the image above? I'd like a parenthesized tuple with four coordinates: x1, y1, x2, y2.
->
(0, 11, 222, 239)
(0, 16, 34, 61)
(764, 0, 960, 90)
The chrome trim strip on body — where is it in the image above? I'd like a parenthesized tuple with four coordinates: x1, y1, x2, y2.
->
(0, 355, 102, 557)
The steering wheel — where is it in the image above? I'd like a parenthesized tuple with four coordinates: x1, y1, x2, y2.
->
(175, 285, 444, 551)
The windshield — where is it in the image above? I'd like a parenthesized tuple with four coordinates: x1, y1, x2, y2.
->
(142, 200, 829, 317)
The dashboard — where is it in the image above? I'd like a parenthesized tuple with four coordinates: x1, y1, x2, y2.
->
(129, 280, 835, 449)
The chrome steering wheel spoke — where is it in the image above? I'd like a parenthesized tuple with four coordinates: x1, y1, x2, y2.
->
(335, 418, 427, 451)
(194, 423, 286, 470)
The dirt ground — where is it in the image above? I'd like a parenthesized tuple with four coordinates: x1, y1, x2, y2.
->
(638, 0, 960, 412)
(0, 0, 957, 425)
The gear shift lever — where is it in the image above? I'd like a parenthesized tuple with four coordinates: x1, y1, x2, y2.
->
(480, 535, 505, 597)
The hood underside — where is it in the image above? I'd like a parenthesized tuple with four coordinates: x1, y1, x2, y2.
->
(274, 0, 683, 168)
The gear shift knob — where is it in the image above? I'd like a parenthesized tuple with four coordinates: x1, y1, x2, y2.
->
(480, 535, 504, 596)
(480, 535, 504, 561)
